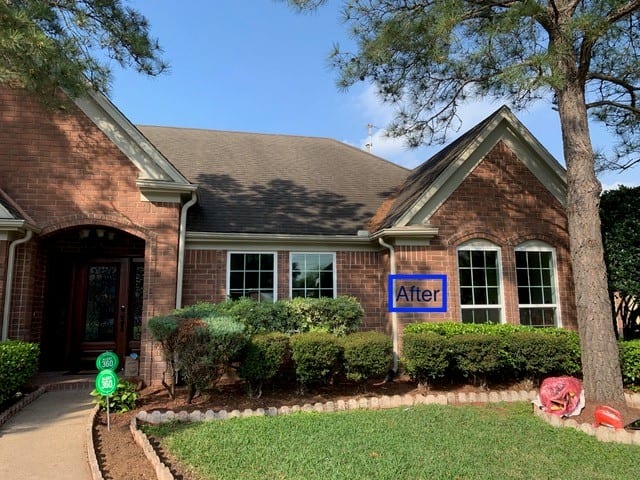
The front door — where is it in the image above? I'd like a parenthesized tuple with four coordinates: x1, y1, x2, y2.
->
(69, 258, 144, 370)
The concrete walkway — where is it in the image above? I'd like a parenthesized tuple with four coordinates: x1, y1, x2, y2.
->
(0, 387, 95, 480)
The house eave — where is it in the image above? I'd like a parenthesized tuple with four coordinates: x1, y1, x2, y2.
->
(370, 226, 439, 242)
(0, 220, 41, 240)
(186, 231, 378, 251)
(137, 180, 198, 203)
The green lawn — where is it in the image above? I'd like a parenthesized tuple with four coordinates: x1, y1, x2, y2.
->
(144, 403, 640, 480)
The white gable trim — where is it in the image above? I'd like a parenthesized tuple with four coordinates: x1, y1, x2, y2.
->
(73, 90, 195, 202)
(397, 107, 567, 227)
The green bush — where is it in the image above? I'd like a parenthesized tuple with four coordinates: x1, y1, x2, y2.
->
(505, 331, 581, 381)
(91, 380, 138, 413)
(404, 321, 527, 337)
(147, 315, 181, 398)
(285, 296, 363, 335)
(619, 340, 640, 391)
(0, 340, 40, 405)
(173, 302, 221, 319)
(450, 334, 507, 386)
(175, 316, 247, 403)
(175, 296, 364, 336)
(290, 332, 343, 389)
(219, 299, 292, 334)
(401, 333, 450, 386)
(238, 332, 290, 397)
(341, 331, 392, 383)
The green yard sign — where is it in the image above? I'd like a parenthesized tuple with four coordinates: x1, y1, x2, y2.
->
(95, 368, 119, 396)
(96, 351, 119, 371)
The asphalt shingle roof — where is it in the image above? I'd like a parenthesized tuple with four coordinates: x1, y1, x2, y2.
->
(369, 107, 507, 230)
(138, 127, 410, 235)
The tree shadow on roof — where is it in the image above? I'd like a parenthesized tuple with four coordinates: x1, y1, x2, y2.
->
(190, 174, 373, 235)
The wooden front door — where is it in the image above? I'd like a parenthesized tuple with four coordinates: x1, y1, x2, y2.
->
(69, 258, 144, 370)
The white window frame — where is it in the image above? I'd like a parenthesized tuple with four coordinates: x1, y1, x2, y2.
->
(226, 251, 278, 301)
(289, 252, 337, 299)
(515, 241, 561, 327)
(456, 240, 505, 324)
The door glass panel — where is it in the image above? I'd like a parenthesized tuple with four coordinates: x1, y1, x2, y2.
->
(131, 264, 144, 341)
(84, 265, 118, 342)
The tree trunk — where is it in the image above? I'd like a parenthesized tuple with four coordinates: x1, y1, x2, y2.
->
(556, 82, 625, 404)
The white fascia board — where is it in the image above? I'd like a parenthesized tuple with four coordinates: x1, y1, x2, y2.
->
(73, 90, 192, 185)
(398, 109, 567, 227)
(0, 220, 40, 238)
(369, 226, 439, 243)
(137, 179, 197, 203)
(186, 232, 379, 252)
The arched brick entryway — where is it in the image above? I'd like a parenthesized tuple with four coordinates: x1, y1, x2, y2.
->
(40, 226, 145, 372)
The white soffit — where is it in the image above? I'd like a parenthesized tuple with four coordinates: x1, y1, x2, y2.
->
(399, 108, 567, 227)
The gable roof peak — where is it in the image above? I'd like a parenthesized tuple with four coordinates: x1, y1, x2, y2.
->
(369, 105, 567, 231)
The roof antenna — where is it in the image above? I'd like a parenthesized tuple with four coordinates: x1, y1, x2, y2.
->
(365, 123, 375, 153)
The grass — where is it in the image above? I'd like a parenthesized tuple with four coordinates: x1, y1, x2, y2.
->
(144, 402, 640, 480)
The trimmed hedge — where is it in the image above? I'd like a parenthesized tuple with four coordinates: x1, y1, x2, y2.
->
(286, 296, 363, 335)
(451, 334, 507, 386)
(402, 333, 449, 386)
(151, 315, 246, 403)
(404, 321, 529, 337)
(173, 296, 363, 336)
(147, 315, 181, 397)
(619, 340, 640, 391)
(238, 332, 290, 398)
(401, 322, 583, 386)
(505, 331, 581, 379)
(341, 331, 392, 382)
(0, 340, 40, 405)
(290, 332, 343, 389)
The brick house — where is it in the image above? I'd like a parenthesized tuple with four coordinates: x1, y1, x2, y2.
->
(0, 87, 574, 383)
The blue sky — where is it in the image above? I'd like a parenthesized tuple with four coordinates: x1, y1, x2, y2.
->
(107, 1, 639, 190)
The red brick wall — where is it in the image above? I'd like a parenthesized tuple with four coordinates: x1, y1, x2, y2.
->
(394, 141, 575, 331)
(180, 141, 574, 336)
(182, 249, 388, 330)
(0, 88, 181, 382)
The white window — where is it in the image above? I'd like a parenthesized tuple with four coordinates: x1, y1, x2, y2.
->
(227, 252, 277, 301)
(457, 240, 503, 324)
(290, 253, 336, 298)
(515, 241, 560, 327)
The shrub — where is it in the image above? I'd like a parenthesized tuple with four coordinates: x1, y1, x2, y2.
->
(91, 380, 138, 413)
(404, 321, 527, 337)
(147, 315, 181, 398)
(0, 340, 40, 405)
(341, 331, 392, 383)
(238, 332, 290, 397)
(290, 332, 343, 390)
(216, 298, 292, 334)
(401, 333, 450, 386)
(175, 316, 247, 403)
(450, 334, 507, 386)
(285, 296, 363, 335)
(505, 331, 581, 381)
(173, 302, 221, 319)
(619, 340, 640, 391)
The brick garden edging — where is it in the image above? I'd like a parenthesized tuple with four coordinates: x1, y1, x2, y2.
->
(533, 392, 640, 445)
(0, 386, 46, 428)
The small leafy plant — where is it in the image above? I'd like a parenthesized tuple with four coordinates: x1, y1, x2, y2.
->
(91, 380, 139, 413)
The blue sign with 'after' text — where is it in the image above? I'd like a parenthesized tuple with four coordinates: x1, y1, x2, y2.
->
(388, 274, 447, 313)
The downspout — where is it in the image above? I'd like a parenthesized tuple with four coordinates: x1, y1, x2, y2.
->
(2, 230, 33, 341)
(378, 237, 398, 374)
(175, 191, 197, 309)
